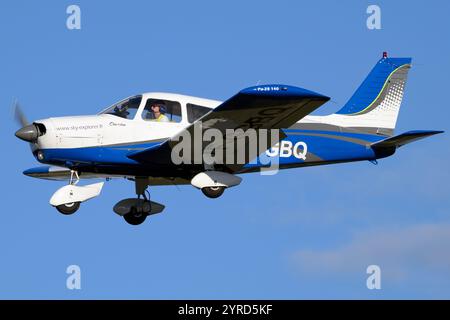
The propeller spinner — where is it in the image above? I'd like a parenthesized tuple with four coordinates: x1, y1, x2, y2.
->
(13, 99, 46, 142)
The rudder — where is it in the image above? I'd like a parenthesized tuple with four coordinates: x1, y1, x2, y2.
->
(332, 53, 412, 136)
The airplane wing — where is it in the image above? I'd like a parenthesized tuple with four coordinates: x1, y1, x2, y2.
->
(23, 166, 192, 186)
(127, 84, 330, 171)
(23, 166, 117, 181)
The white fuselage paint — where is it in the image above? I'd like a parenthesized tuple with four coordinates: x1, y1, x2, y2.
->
(34, 91, 384, 152)
(35, 93, 221, 150)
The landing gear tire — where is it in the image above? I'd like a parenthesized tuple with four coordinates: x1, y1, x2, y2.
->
(56, 202, 80, 215)
(123, 208, 147, 225)
(201, 186, 225, 199)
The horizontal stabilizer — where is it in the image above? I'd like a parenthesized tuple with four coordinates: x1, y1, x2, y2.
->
(371, 130, 443, 149)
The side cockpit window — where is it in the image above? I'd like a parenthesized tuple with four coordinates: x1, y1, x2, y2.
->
(187, 103, 211, 123)
(102, 95, 142, 120)
(142, 99, 182, 123)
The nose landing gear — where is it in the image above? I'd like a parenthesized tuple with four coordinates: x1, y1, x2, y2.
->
(123, 207, 148, 225)
(113, 177, 165, 225)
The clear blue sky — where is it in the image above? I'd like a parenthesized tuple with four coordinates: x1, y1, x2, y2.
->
(1, 0, 449, 299)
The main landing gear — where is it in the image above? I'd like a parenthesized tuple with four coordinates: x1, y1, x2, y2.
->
(56, 202, 81, 215)
(201, 186, 225, 198)
(191, 171, 242, 199)
(50, 170, 104, 216)
(113, 177, 165, 226)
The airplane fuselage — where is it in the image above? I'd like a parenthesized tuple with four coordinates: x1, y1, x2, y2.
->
(28, 92, 389, 179)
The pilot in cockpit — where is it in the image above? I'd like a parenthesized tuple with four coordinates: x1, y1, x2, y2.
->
(150, 102, 169, 122)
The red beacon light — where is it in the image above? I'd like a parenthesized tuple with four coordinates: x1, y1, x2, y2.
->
(383, 51, 388, 58)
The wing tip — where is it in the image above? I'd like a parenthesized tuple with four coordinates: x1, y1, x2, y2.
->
(403, 130, 444, 136)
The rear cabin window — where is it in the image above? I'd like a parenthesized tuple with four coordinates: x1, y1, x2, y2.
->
(187, 103, 211, 123)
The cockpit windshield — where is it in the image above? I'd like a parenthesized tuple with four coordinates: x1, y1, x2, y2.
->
(100, 95, 142, 119)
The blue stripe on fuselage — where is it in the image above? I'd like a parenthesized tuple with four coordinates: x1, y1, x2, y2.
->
(37, 130, 386, 168)
(38, 141, 161, 166)
(244, 130, 381, 169)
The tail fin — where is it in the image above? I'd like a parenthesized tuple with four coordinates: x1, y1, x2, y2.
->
(333, 54, 412, 136)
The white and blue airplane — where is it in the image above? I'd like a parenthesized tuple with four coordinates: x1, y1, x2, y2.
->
(15, 53, 442, 225)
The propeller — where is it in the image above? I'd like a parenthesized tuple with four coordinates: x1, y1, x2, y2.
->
(13, 98, 46, 143)
(13, 98, 29, 127)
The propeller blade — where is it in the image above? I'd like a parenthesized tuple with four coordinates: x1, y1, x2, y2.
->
(13, 99, 29, 127)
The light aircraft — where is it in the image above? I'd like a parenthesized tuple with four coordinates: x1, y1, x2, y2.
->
(14, 53, 443, 225)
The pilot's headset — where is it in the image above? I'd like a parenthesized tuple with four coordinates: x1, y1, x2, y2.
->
(158, 104, 167, 114)
(150, 102, 167, 119)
